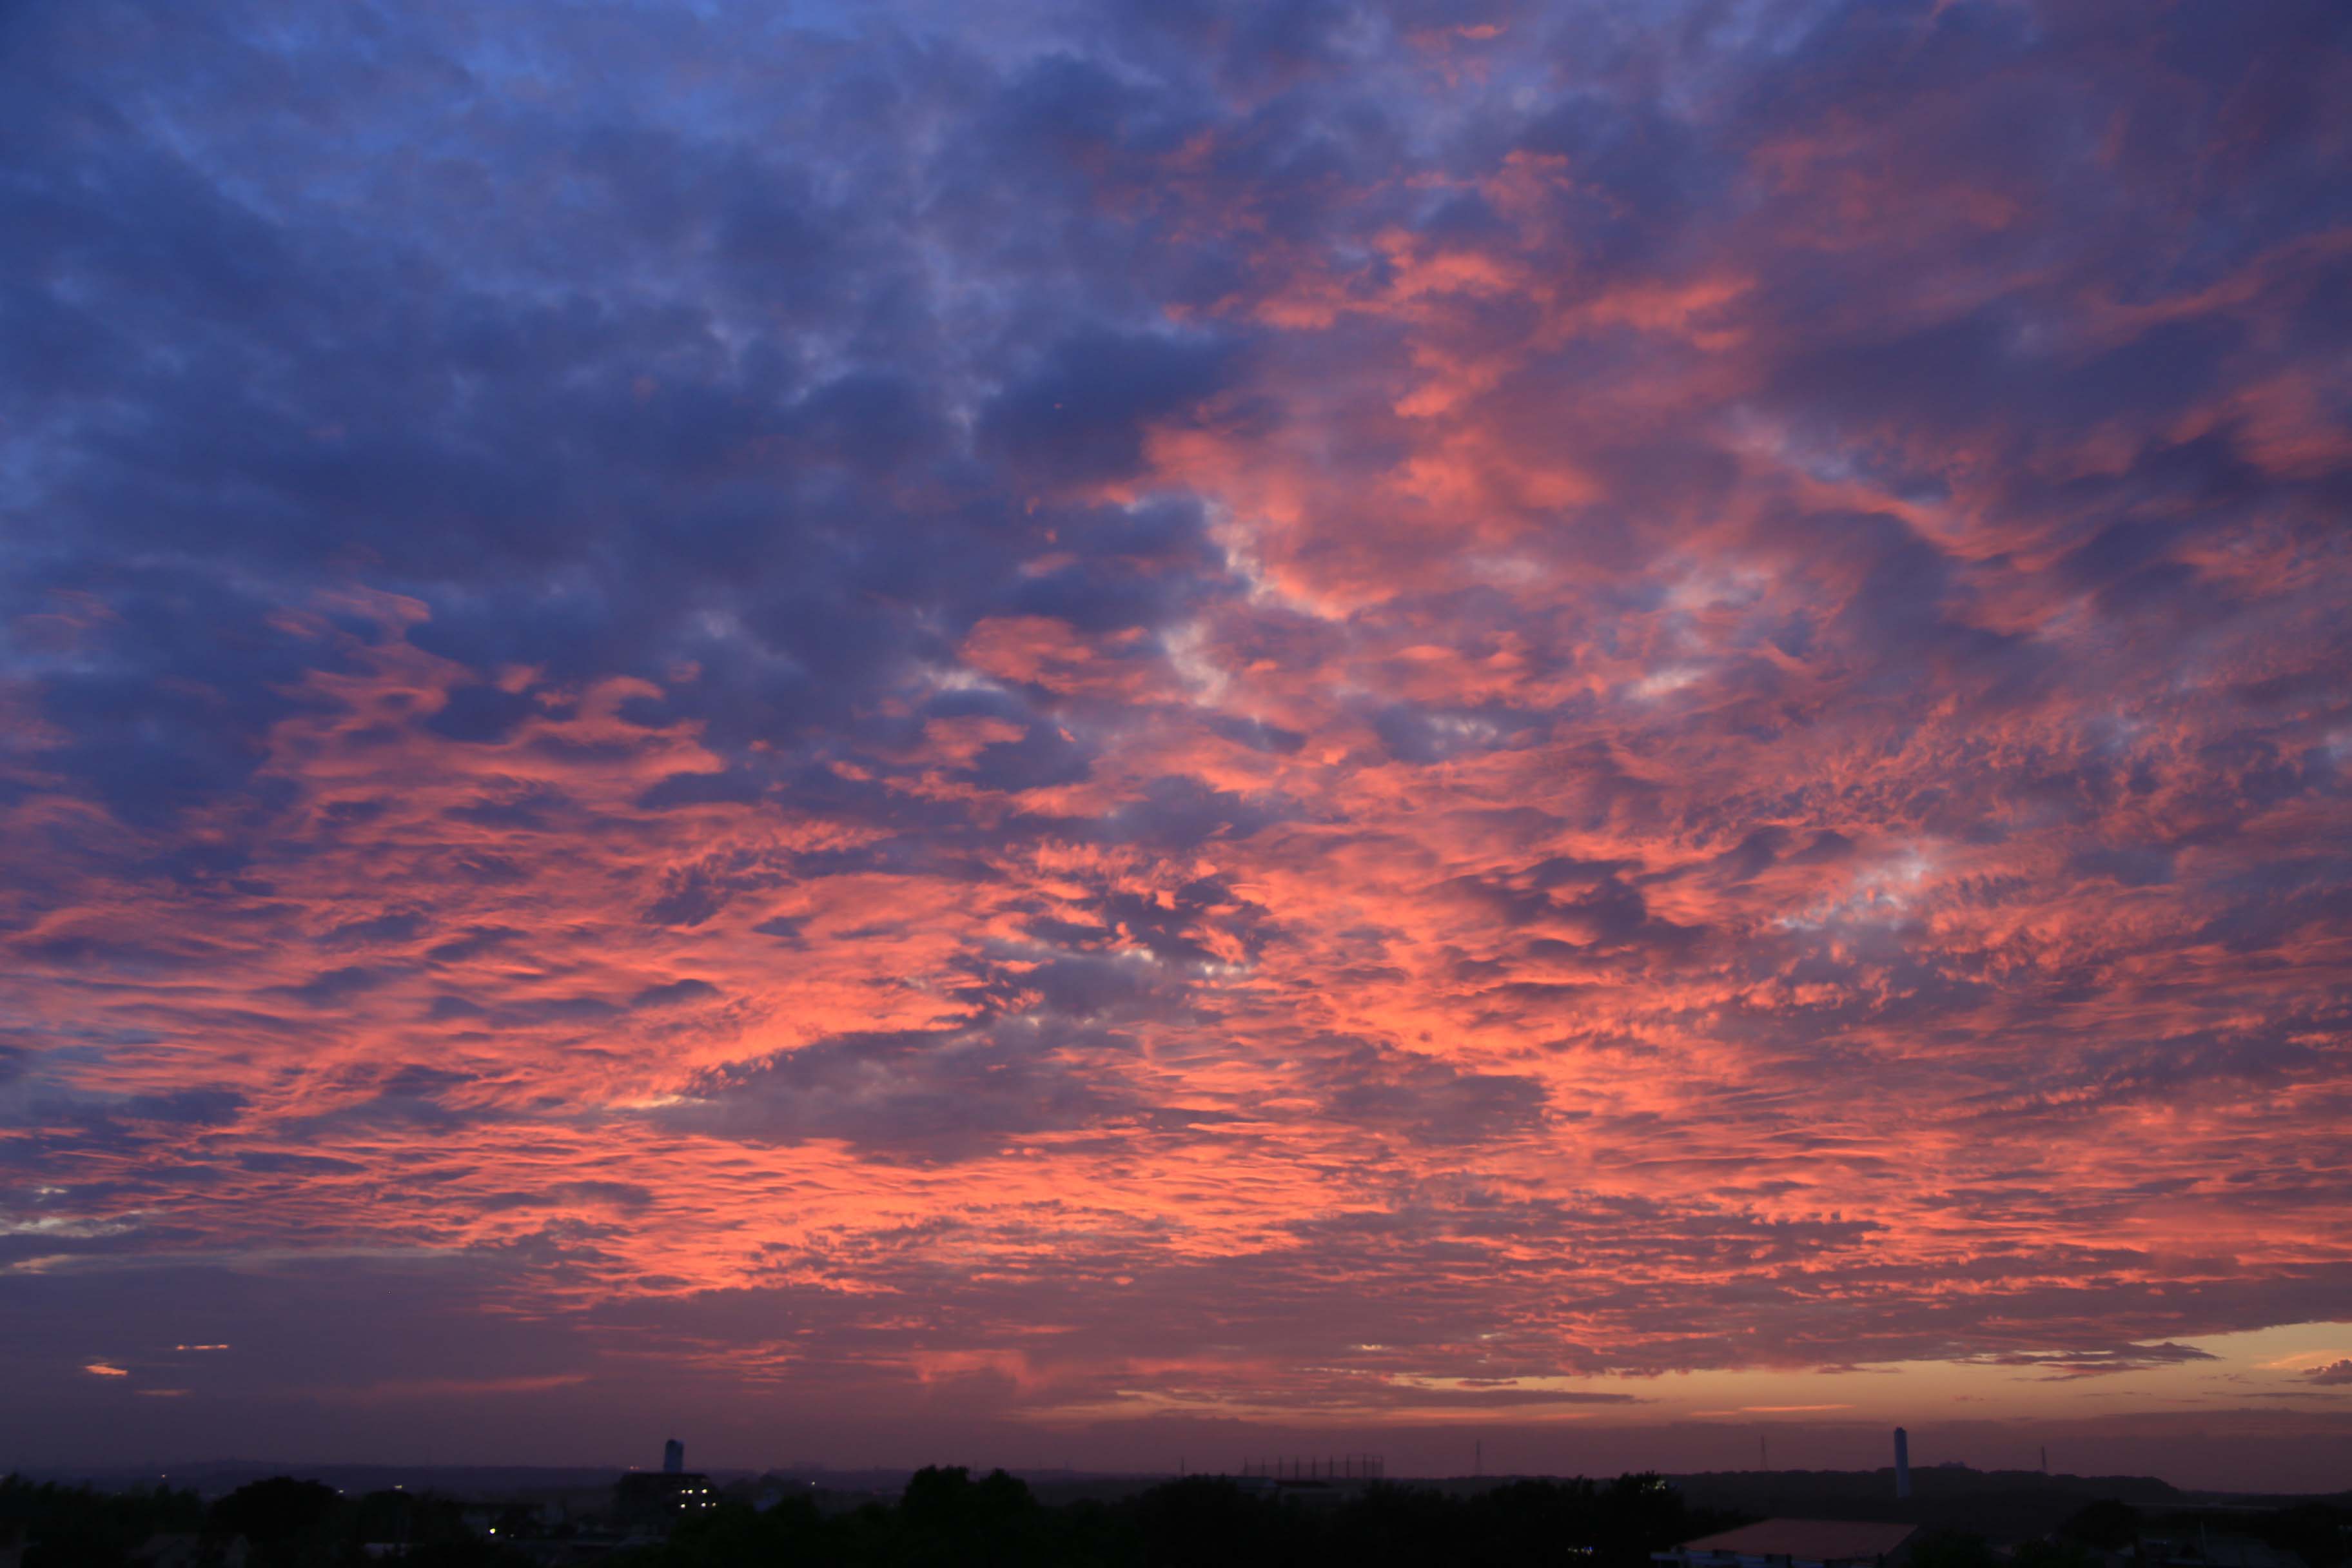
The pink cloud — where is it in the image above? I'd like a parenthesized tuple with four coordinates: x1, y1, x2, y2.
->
(2, 0, 2347, 1472)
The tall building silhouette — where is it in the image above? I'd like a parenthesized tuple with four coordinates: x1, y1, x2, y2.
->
(663, 1438, 685, 1475)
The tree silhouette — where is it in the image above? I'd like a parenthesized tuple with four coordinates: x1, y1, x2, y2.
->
(208, 1476, 341, 1563)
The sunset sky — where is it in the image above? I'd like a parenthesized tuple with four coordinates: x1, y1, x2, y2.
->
(5, 0, 2350, 1489)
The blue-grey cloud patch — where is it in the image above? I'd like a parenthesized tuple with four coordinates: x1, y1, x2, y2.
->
(237, 1151, 367, 1177)
(424, 926, 523, 964)
(981, 328, 1243, 488)
(322, 909, 430, 948)
(631, 978, 720, 1010)
(1968, 1342, 2222, 1379)
(654, 1020, 1143, 1164)
(269, 965, 400, 1008)
(1311, 1040, 1548, 1148)
(477, 1181, 656, 1215)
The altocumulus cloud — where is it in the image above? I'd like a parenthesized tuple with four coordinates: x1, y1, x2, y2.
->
(0, 0, 2349, 1457)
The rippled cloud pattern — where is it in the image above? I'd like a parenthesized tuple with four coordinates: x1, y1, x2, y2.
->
(3, 0, 2349, 1473)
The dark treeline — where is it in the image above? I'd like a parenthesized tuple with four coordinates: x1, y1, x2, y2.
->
(11, 1466, 2343, 1568)
(1902, 1500, 2352, 1568)
(1, 1467, 1740, 1567)
(0, 1474, 515, 1567)
(2030, 1498, 2352, 1568)
(611, 1468, 1740, 1567)
(1, 1476, 204, 1566)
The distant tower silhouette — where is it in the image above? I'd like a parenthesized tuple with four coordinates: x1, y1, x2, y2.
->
(1894, 1427, 1911, 1498)
(663, 1438, 685, 1475)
